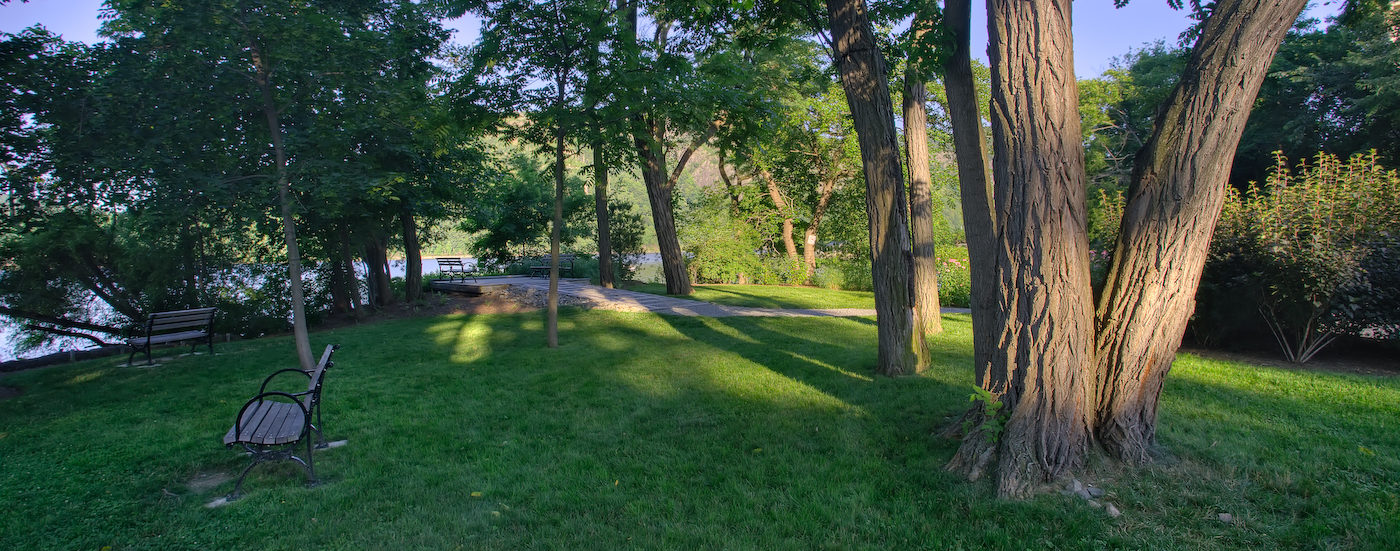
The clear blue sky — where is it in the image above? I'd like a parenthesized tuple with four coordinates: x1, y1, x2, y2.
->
(1, 0, 1339, 78)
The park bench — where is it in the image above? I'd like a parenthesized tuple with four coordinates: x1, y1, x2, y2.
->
(125, 307, 217, 366)
(529, 254, 575, 278)
(437, 257, 478, 282)
(222, 344, 339, 500)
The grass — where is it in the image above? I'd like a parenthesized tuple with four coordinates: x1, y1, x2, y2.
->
(624, 282, 878, 309)
(1, 309, 1397, 549)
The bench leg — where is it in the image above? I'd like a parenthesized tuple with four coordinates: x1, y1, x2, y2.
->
(304, 437, 318, 487)
(227, 454, 260, 501)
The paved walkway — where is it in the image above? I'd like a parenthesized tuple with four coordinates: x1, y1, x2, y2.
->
(477, 276, 970, 317)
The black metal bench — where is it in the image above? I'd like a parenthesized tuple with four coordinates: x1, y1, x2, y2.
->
(436, 257, 478, 282)
(530, 254, 575, 278)
(223, 344, 339, 500)
(125, 307, 217, 366)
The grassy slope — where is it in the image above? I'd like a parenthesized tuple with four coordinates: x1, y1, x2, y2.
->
(624, 283, 878, 309)
(0, 311, 1396, 550)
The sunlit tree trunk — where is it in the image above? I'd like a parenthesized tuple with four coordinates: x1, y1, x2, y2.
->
(760, 168, 799, 261)
(947, 0, 1094, 498)
(825, 0, 916, 376)
(593, 142, 615, 288)
(1093, 0, 1308, 464)
(548, 71, 567, 348)
(903, 61, 944, 358)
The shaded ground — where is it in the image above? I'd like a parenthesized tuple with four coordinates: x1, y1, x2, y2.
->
(1182, 344, 1399, 377)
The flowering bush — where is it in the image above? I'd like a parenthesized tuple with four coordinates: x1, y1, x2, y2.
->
(1195, 151, 1400, 361)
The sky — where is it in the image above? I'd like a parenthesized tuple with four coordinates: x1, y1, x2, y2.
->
(0, 0, 1340, 78)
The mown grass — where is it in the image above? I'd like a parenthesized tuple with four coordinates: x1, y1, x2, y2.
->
(624, 283, 878, 309)
(1, 310, 1396, 550)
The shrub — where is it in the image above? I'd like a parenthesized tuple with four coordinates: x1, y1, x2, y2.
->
(937, 245, 972, 308)
(1196, 151, 1400, 361)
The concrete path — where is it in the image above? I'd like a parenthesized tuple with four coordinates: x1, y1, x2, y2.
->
(470, 276, 971, 318)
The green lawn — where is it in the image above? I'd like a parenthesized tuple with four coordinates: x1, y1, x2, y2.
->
(1, 310, 1397, 549)
(624, 282, 878, 309)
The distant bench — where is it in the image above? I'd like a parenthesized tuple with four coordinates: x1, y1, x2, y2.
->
(125, 307, 217, 366)
(529, 254, 575, 278)
(223, 344, 339, 500)
(436, 257, 478, 282)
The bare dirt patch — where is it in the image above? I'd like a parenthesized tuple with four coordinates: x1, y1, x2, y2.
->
(316, 290, 540, 331)
(186, 471, 235, 494)
(0, 385, 20, 400)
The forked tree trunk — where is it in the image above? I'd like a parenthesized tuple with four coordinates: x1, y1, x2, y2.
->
(253, 44, 314, 370)
(1093, 0, 1308, 464)
(363, 235, 392, 308)
(760, 168, 799, 261)
(634, 119, 692, 295)
(903, 63, 944, 356)
(401, 203, 422, 303)
(942, 0, 998, 387)
(947, 0, 1095, 498)
(825, 0, 916, 377)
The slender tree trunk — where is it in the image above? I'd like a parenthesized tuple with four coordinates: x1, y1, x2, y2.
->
(803, 172, 840, 280)
(760, 168, 799, 261)
(253, 46, 313, 370)
(339, 224, 362, 312)
(593, 142, 615, 288)
(401, 203, 422, 303)
(1093, 0, 1308, 464)
(903, 61, 944, 352)
(825, 0, 916, 377)
(718, 148, 745, 213)
(941, 0, 998, 387)
(548, 72, 567, 349)
(634, 124, 691, 295)
(948, 0, 1095, 498)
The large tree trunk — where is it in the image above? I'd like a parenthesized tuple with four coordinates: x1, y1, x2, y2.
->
(363, 234, 392, 308)
(941, 0, 998, 388)
(253, 45, 314, 370)
(947, 0, 1095, 498)
(339, 224, 362, 312)
(593, 142, 615, 288)
(634, 118, 692, 295)
(1093, 0, 1308, 464)
(327, 224, 352, 314)
(825, 0, 916, 377)
(760, 168, 799, 261)
(401, 203, 422, 303)
(903, 62, 944, 354)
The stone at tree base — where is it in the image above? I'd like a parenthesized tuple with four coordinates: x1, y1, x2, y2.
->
(1087, 486, 1105, 498)
(1219, 513, 1233, 523)
(1105, 503, 1122, 517)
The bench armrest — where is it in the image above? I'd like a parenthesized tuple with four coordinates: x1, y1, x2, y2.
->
(259, 368, 312, 394)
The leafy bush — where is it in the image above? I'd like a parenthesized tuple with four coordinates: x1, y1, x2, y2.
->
(1195, 151, 1400, 361)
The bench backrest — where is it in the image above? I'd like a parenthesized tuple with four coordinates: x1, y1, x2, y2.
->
(438, 257, 464, 269)
(145, 307, 217, 334)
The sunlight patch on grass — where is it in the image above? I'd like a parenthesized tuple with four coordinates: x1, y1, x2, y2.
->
(65, 370, 106, 385)
(781, 350, 873, 382)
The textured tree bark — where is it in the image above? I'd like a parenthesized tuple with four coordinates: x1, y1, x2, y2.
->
(400, 203, 422, 303)
(253, 45, 314, 370)
(903, 66, 944, 352)
(941, 0, 997, 386)
(593, 142, 615, 288)
(760, 168, 799, 261)
(825, 0, 916, 376)
(948, 0, 1095, 498)
(1093, 0, 1308, 464)
(633, 116, 693, 295)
